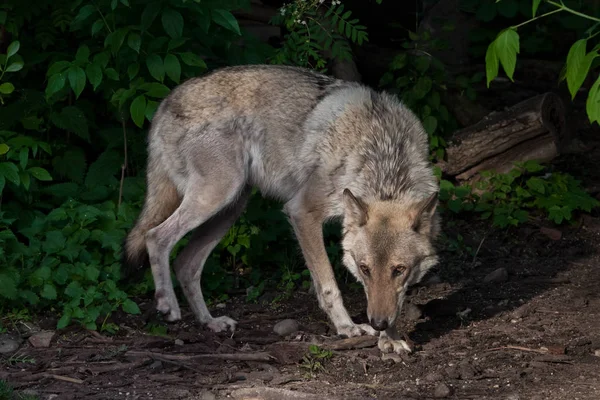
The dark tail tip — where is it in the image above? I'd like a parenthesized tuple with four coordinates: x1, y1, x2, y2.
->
(120, 237, 150, 282)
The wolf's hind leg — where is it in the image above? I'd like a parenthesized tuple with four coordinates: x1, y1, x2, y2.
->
(146, 170, 245, 323)
(173, 186, 251, 333)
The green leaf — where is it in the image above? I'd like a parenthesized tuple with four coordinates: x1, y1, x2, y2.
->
(47, 61, 71, 76)
(68, 66, 86, 98)
(85, 149, 122, 187)
(85, 266, 100, 282)
(145, 100, 159, 121)
(75, 45, 90, 62)
(0, 143, 9, 155)
(0, 274, 18, 299)
(526, 177, 546, 194)
(0, 82, 14, 94)
(6, 61, 24, 72)
(127, 63, 140, 80)
(0, 162, 20, 185)
(168, 38, 187, 51)
(50, 106, 90, 141)
(413, 76, 432, 99)
(127, 32, 142, 53)
(104, 28, 129, 55)
(28, 167, 53, 181)
(164, 54, 181, 83)
(43, 231, 66, 254)
(494, 29, 520, 81)
(130, 95, 147, 128)
(19, 148, 28, 170)
(212, 9, 241, 35)
(179, 52, 207, 68)
(566, 39, 597, 100)
(57, 312, 72, 329)
(140, 82, 170, 98)
(532, 0, 542, 17)
(104, 68, 119, 81)
(65, 281, 84, 299)
(146, 54, 165, 82)
(162, 8, 184, 39)
(141, 2, 162, 31)
(91, 19, 104, 36)
(586, 75, 600, 125)
(86, 63, 103, 90)
(46, 73, 67, 98)
(122, 298, 141, 314)
(7, 41, 20, 58)
(422, 115, 438, 135)
(41, 283, 57, 300)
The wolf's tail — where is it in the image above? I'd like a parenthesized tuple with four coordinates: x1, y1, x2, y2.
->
(122, 156, 181, 277)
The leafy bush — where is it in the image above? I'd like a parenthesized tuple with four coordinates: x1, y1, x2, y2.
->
(438, 161, 599, 228)
(482, 0, 600, 124)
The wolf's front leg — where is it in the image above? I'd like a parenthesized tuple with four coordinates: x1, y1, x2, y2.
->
(286, 209, 377, 338)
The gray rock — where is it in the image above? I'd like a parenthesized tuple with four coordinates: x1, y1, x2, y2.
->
(273, 319, 300, 336)
(483, 267, 508, 284)
(199, 391, 217, 400)
(0, 335, 20, 354)
(433, 383, 452, 398)
(424, 371, 444, 382)
(28, 330, 55, 348)
(445, 366, 460, 379)
(174, 339, 184, 346)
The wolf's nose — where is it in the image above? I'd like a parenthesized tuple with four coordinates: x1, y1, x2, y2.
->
(370, 318, 388, 331)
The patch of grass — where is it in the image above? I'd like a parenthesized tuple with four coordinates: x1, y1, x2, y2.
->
(299, 344, 333, 378)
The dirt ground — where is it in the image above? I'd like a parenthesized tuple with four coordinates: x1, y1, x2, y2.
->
(2, 91, 600, 399)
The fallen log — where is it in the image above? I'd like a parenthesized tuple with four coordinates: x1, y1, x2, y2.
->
(437, 92, 569, 179)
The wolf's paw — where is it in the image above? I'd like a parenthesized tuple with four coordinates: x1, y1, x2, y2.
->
(378, 335, 412, 354)
(206, 316, 237, 333)
(337, 323, 378, 338)
(155, 290, 181, 322)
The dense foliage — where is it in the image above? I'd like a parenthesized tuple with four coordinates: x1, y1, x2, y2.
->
(0, 0, 598, 332)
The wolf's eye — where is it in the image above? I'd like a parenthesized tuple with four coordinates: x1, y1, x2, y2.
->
(359, 264, 370, 277)
(392, 265, 406, 277)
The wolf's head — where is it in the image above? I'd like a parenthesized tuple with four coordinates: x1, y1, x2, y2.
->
(341, 189, 440, 332)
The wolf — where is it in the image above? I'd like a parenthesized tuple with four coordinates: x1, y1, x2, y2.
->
(124, 64, 441, 353)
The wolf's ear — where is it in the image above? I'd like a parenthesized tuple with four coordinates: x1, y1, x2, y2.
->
(412, 191, 438, 234)
(343, 189, 368, 227)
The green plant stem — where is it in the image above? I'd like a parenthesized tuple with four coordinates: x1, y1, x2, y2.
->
(512, 7, 563, 30)
(547, 1, 600, 23)
(93, 2, 113, 34)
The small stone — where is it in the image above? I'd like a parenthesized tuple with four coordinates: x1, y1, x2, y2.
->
(273, 319, 300, 336)
(593, 349, 600, 357)
(0, 335, 20, 354)
(483, 268, 508, 284)
(215, 303, 226, 309)
(199, 391, 216, 400)
(424, 372, 444, 382)
(405, 303, 423, 321)
(540, 227, 562, 241)
(149, 360, 163, 370)
(445, 366, 460, 379)
(174, 339, 184, 346)
(433, 383, 452, 398)
(28, 330, 55, 348)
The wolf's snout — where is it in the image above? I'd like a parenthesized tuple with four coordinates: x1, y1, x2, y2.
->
(370, 318, 388, 331)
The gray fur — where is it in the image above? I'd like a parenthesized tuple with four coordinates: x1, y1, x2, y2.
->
(124, 64, 441, 352)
